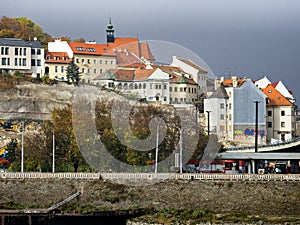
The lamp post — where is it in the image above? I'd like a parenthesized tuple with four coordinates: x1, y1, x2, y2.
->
(254, 101, 261, 174)
(206, 111, 211, 135)
(52, 130, 55, 173)
(155, 120, 161, 174)
(21, 121, 24, 173)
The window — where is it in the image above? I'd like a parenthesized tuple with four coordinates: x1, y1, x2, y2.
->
(81, 59, 84, 64)
(61, 66, 64, 73)
(169, 87, 172, 92)
(94, 69, 97, 74)
(229, 114, 232, 120)
(31, 59, 35, 66)
(100, 60, 102, 64)
(164, 96, 167, 101)
(87, 59, 91, 64)
(220, 114, 224, 120)
(229, 103, 232, 109)
(37, 59, 41, 66)
(94, 59, 96, 64)
(281, 122, 285, 128)
(268, 122, 272, 128)
(55, 66, 58, 73)
(2, 58, 6, 65)
(174, 87, 177, 92)
(111, 61, 114, 65)
(105, 60, 108, 64)
(100, 69, 103, 73)
(14, 58, 18, 66)
(37, 49, 41, 55)
(87, 69, 90, 74)
(281, 110, 285, 116)
(76, 58, 79, 63)
(1, 47, 4, 55)
(4, 47, 9, 55)
(268, 111, 272, 117)
(82, 68, 85, 73)
(22, 58, 26, 66)
(150, 84, 152, 89)
(23, 48, 26, 56)
(220, 103, 225, 109)
(31, 49, 35, 55)
(19, 48, 22, 56)
(180, 87, 183, 92)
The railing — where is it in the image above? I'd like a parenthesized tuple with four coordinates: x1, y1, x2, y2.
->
(1, 172, 300, 181)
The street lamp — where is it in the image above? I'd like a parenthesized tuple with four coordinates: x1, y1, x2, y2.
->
(155, 119, 162, 174)
(253, 101, 261, 174)
(206, 111, 211, 136)
(21, 121, 24, 173)
(52, 129, 55, 173)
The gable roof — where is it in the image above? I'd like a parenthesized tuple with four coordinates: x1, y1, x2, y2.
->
(107, 37, 155, 61)
(209, 85, 229, 99)
(261, 84, 293, 106)
(177, 58, 208, 73)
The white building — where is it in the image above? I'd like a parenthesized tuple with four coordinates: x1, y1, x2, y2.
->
(205, 76, 267, 145)
(261, 84, 296, 142)
(0, 38, 45, 77)
(171, 56, 208, 94)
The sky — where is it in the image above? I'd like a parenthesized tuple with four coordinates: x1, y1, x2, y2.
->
(1, 0, 300, 104)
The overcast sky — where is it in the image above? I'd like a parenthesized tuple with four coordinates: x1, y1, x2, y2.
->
(1, 0, 300, 103)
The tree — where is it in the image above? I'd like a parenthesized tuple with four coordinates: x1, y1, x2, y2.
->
(52, 107, 91, 172)
(66, 59, 81, 85)
(4, 138, 20, 171)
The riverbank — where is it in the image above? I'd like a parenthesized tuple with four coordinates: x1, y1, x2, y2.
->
(0, 178, 299, 224)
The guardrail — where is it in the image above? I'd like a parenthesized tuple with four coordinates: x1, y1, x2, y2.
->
(225, 137, 300, 152)
(1, 172, 300, 181)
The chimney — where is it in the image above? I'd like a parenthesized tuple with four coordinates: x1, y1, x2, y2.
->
(232, 76, 238, 87)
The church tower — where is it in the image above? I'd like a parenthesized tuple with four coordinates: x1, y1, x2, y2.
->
(106, 18, 115, 43)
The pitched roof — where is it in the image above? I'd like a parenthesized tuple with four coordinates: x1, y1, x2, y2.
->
(261, 84, 293, 106)
(134, 68, 156, 81)
(222, 77, 247, 87)
(178, 58, 208, 73)
(68, 42, 116, 56)
(209, 85, 229, 99)
(0, 38, 29, 47)
(107, 37, 155, 61)
(105, 69, 135, 81)
(45, 52, 71, 64)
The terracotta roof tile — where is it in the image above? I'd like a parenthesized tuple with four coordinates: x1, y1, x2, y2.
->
(107, 37, 155, 61)
(68, 42, 116, 56)
(45, 52, 71, 64)
(261, 84, 293, 106)
(222, 78, 246, 87)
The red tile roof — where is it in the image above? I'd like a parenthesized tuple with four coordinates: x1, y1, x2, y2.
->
(45, 52, 71, 64)
(107, 37, 155, 61)
(222, 78, 246, 87)
(261, 84, 293, 106)
(68, 42, 116, 56)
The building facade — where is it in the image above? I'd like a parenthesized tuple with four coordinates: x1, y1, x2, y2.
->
(0, 38, 44, 77)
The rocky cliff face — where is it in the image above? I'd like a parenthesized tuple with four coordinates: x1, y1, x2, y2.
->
(0, 82, 75, 121)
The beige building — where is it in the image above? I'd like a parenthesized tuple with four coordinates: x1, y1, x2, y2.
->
(45, 52, 71, 80)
